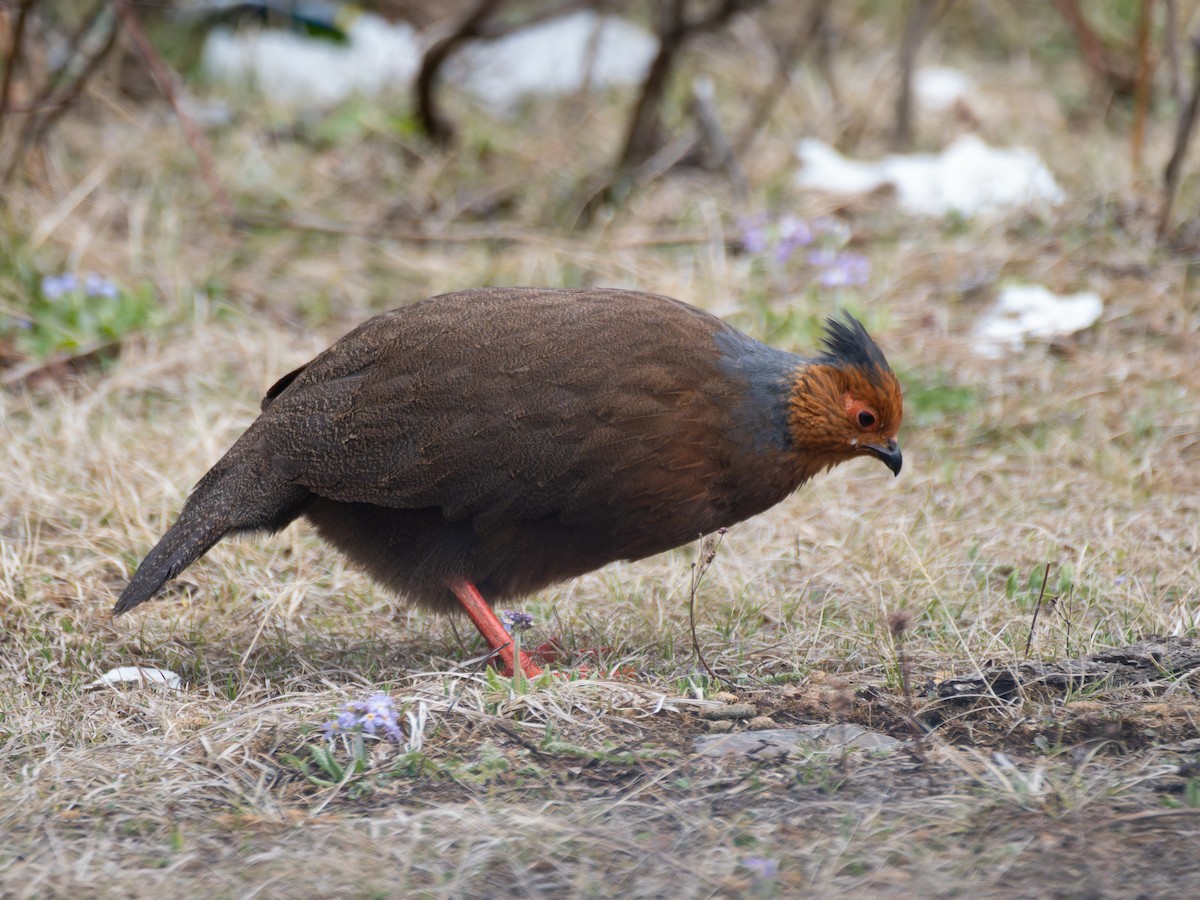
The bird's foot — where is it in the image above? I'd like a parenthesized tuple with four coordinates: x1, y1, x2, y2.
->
(449, 579, 544, 680)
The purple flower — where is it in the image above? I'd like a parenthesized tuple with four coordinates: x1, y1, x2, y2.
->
(774, 215, 814, 262)
(742, 856, 779, 879)
(41, 273, 78, 299)
(812, 216, 850, 242)
(739, 216, 770, 254)
(500, 610, 534, 633)
(84, 272, 119, 299)
(323, 692, 405, 743)
(812, 251, 870, 287)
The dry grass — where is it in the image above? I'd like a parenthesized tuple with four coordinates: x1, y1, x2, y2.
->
(3, 5, 1200, 896)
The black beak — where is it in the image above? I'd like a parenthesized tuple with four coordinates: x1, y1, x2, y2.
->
(865, 439, 902, 477)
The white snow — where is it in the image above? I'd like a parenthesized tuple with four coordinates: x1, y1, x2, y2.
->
(203, 13, 422, 108)
(795, 134, 1065, 218)
(203, 11, 656, 113)
(972, 284, 1103, 357)
(451, 12, 658, 112)
(914, 66, 975, 112)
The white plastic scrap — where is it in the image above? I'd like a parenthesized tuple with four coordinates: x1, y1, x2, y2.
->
(795, 134, 1065, 217)
(972, 284, 1103, 358)
(87, 666, 183, 691)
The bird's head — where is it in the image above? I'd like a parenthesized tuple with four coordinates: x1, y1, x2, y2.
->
(786, 314, 903, 479)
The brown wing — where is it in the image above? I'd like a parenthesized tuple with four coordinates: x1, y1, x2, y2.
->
(254, 288, 747, 544)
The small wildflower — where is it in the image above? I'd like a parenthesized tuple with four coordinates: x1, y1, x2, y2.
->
(41, 273, 78, 299)
(742, 856, 779, 880)
(500, 610, 534, 633)
(1115, 575, 1128, 585)
(813, 251, 870, 287)
(83, 272, 120, 299)
(774, 214, 814, 262)
(739, 215, 770, 254)
(323, 691, 404, 743)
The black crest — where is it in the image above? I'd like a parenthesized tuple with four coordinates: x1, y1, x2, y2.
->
(817, 314, 892, 382)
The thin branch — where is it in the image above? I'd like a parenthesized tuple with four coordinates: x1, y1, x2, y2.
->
(2, 0, 115, 185)
(1166, 0, 1183, 103)
(234, 209, 715, 247)
(1132, 0, 1155, 172)
(1023, 563, 1053, 659)
(0, 0, 35, 137)
(892, 0, 938, 150)
(20, 12, 119, 167)
(689, 75, 746, 199)
(415, 0, 502, 145)
(114, 0, 234, 219)
(687, 528, 727, 688)
(1158, 31, 1200, 242)
(586, 0, 763, 221)
(733, 0, 830, 158)
(1052, 0, 1138, 96)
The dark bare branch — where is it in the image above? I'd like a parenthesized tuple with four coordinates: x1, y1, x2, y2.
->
(415, 0, 502, 144)
(1158, 30, 1200, 242)
(733, 0, 830, 158)
(114, 0, 234, 218)
(892, 0, 937, 150)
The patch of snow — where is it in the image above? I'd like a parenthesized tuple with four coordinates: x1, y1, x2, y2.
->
(87, 666, 183, 691)
(972, 284, 1103, 357)
(203, 13, 421, 107)
(914, 66, 974, 111)
(451, 12, 657, 112)
(795, 134, 1065, 217)
(202, 10, 656, 113)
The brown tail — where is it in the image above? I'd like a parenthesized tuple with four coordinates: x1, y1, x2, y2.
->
(113, 460, 308, 615)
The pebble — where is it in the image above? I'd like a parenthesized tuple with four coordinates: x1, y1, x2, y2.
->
(694, 724, 901, 759)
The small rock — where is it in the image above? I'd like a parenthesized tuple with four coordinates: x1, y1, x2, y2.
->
(748, 716, 777, 730)
(694, 724, 901, 758)
(707, 720, 735, 733)
(700, 702, 757, 720)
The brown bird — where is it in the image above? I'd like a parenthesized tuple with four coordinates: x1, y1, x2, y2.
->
(114, 287, 903, 677)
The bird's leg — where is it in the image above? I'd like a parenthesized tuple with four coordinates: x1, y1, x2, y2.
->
(447, 579, 543, 679)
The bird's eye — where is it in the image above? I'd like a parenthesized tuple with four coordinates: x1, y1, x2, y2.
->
(857, 410, 876, 429)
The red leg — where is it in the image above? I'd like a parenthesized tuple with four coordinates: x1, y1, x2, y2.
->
(448, 579, 543, 679)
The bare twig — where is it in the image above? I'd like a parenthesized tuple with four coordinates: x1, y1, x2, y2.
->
(415, 0, 502, 144)
(1053, 0, 1138, 96)
(689, 75, 746, 199)
(886, 608, 929, 761)
(616, 0, 763, 174)
(114, 0, 234, 219)
(892, 0, 938, 150)
(587, 0, 763, 220)
(732, 0, 830, 158)
(17, 7, 120, 175)
(1166, 0, 1183, 102)
(0, 0, 35, 142)
(1132, 0, 1155, 171)
(234, 210, 714, 247)
(2, 0, 117, 184)
(1023, 563, 1053, 659)
(1158, 30, 1200, 242)
(687, 528, 726, 686)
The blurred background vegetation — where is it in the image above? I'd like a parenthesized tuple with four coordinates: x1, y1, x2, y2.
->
(0, 0, 1195, 377)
